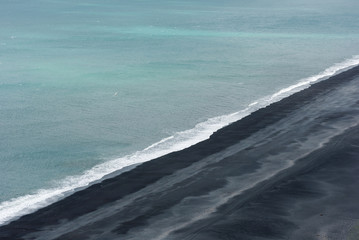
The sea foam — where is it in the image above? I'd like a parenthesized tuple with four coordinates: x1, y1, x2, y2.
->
(0, 55, 359, 226)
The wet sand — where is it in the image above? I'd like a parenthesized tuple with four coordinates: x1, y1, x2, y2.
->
(1, 66, 359, 240)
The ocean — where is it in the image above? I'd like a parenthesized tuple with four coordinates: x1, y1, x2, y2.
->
(1, 0, 359, 225)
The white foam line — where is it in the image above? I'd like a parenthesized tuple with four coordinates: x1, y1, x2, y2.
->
(0, 55, 359, 226)
(270, 55, 359, 100)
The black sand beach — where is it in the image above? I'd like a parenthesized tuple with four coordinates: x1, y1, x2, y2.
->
(1, 66, 359, 240)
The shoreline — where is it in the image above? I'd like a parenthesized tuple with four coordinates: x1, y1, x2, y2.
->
(1, 57, 358, 227)
(1, 65, 359, 239)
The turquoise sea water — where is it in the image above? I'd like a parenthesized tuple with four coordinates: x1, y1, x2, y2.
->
(1, 0, 359, 224)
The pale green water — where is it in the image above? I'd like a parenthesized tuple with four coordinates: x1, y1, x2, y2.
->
(1, 0, 359, 224)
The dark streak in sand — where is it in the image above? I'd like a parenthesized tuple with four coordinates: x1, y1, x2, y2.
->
(1, 66, 359, 240)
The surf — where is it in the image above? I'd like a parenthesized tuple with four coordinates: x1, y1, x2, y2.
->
(0, 55, 358, 226)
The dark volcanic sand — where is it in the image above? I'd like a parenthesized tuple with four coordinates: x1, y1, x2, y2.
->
(1, 66, 359, 240)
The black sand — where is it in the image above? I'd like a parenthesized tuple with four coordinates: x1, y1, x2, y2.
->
(1, 66, 359, 240)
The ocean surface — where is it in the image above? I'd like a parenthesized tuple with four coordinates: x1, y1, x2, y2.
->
(1, 0, 359, 225)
